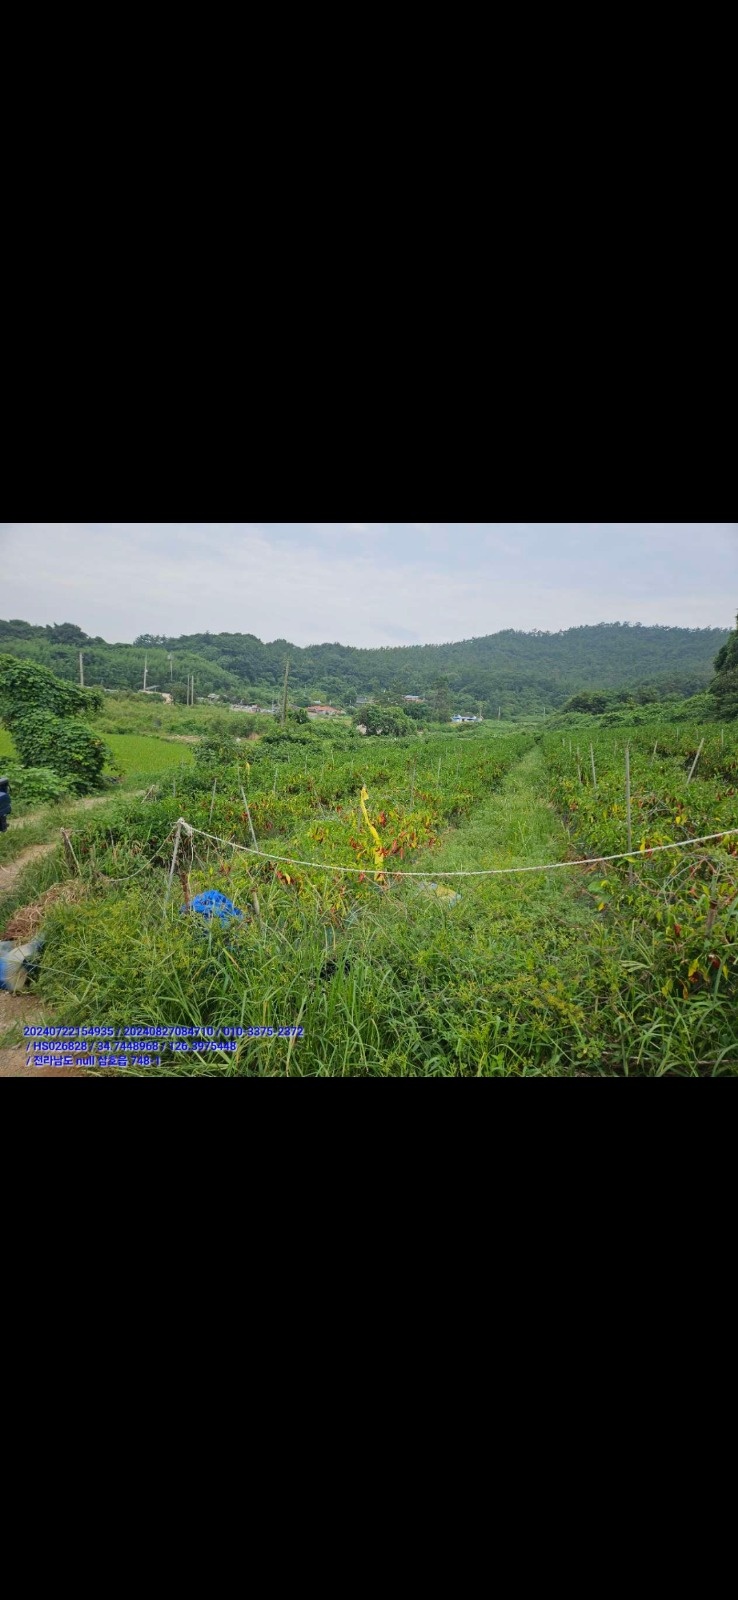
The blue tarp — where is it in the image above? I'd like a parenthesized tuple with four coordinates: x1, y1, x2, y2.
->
(181, 891, 243, 925)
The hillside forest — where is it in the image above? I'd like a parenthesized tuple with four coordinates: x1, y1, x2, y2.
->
(0, 618, 730, 718)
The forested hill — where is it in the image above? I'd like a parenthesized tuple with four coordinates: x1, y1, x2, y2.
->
(0, 619, 729, 715)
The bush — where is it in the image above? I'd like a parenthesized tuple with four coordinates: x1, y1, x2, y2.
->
(194, 732, 240, 769)
(0, 654, 103, 724)
(358, 705, 415, 737)
(10, 709, 110, 793)
(0, 764, 74, 809)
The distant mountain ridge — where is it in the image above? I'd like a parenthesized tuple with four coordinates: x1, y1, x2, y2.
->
(0, 618, 729, 716)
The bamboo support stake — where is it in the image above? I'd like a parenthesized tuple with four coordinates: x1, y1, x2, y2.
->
(163, 820, 183, 916)
(625, 745, 633, 885)
(239, 780, 258, 850)
(60, 828, 81, 875)
(209, 778, 217, 823)
(686, 738, 704, 785)
(590, 743, 597, 792)
(652, 741, 658, 761)
(273, 765, 278, 794)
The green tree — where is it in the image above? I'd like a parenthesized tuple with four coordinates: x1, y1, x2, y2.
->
(430, 676, 452, 721)
(709, 611, 738, 719)
(358, 705, 414, 737)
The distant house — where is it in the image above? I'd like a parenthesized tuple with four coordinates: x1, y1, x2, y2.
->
(230, 703, 261, 713)
(403, 695, 424, 703)
(306, 704, 343, 718)
(451, 714, 481, 723)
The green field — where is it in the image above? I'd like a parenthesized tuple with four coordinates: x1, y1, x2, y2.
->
(1, 727, 195, 778)
(103, 734, 195, 783)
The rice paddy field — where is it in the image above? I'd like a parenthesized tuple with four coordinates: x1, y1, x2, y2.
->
(103, 734, 195, 788)
(4, 714, 738, 1076)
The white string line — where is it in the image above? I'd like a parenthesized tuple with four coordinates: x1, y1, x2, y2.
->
(178, 820, 738, 879)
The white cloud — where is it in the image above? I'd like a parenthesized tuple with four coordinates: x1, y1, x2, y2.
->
(0, 523, 734, 648)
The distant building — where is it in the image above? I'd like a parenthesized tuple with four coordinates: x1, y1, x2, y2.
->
(306, 704, 343, 718)
(403, 695, 424, 703)
(355, 696, 374, 707)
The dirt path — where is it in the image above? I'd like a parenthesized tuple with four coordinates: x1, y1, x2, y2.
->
(6, 792, 115, 830)
(0, 843, 56, 896)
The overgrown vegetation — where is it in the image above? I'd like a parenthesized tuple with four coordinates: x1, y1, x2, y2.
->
(12, 705, 736, 1075)
(0, 655, 109, 794)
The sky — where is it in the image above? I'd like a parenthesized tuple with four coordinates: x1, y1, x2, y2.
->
(0, 523, 736, 648)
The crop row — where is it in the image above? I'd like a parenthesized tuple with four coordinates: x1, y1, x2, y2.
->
(543, 725, 738, 1000)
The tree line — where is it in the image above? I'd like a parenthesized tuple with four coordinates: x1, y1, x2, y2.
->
(0, 617, 730, 718)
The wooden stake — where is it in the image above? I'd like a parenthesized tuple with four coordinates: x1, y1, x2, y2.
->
(625, 745, 633, 885)
(60, 828, 81, 875)
(652, 741, 658, 761)
(273, 765, 278, 794)
(163, 820, 183, 916)
(239, 780, 258, 850)
(590, 743, 597, 792)
(209, 778, 217, 823)
(178, 869, 192, 910)
(686, 738, 704, 785)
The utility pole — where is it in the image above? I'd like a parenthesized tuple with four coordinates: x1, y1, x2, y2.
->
(143, 653, 148, 691)
(79, 651, 84, 687)
(281, 658, 290, 725)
